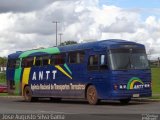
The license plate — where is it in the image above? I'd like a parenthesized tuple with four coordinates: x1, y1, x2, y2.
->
(133, 94, 139, 98)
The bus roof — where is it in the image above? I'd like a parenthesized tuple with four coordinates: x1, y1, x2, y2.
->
(8, 39, 145, 59)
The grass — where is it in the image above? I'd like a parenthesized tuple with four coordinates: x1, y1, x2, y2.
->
(150, 95, 160, 99)
(0, 72, 6, 84)
(0, 93, 8, 96)
(151, 68, 160, 95)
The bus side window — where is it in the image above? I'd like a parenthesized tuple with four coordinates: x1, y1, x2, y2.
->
(68, 51, 85, 64)
(42, 56, 49, 66)
(88, 55, 99, 71)
(35, 56, 42, 66)
(51, 54, 65, 65)
(79, 52, 85, 63)
(22, 57, 34, 68)
(100, 55, 108, 70)
(68, 52, 76, 64)
(7, 59, 20, 69)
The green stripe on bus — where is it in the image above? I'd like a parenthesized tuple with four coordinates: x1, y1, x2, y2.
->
(14, 68, 22, 95)
(64, 63, 72, 75)
(14, 68, 22, 82)
(19, 47, 60, 58)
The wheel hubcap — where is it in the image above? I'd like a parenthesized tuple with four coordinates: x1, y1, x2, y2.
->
(25, 89, 30, 100)
(88, 87, 96, 104)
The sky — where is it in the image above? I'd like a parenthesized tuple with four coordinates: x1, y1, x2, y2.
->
(0, 0, 160, 60)
(100, 0, 160, 8)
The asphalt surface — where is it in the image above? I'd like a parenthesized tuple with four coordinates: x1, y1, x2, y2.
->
(0, 97, 159, 120)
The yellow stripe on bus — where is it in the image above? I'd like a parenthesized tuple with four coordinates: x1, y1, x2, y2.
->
(48, 59, 51, 64)
(33, 57, 36, 65)
(22, 68, 31, 95)
(130, 80, 144, 89)
(55, 65, 72, 79)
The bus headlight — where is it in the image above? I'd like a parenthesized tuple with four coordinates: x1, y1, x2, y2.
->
(114, 84, 118, 90)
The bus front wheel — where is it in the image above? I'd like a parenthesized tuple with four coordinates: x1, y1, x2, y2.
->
(86, 85, 99, 105)
(24, 86, 37, 102)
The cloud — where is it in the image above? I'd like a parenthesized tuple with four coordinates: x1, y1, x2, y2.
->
(99, 6, 140, 33)
(0, 0, 53, 13)
(0, 0, 160, 59)
(11, 0, 101, 37)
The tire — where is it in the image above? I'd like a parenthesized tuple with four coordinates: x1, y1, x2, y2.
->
(86, 85, 99, 105)
(120, 99, 131, 105)
(24, 86, 37, 102)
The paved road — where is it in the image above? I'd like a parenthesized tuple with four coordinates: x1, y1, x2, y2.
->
(0, 97, 159, 120)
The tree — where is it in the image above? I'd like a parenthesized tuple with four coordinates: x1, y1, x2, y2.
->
(158, 57, 160, 67)
(59, 40, 77, 46)
(0, 57, 7, 66)
(147, 48, 154, 60)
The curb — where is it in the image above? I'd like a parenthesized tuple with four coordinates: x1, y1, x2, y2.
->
(132, 98, 160, 102)
(0, 96, 23, 98)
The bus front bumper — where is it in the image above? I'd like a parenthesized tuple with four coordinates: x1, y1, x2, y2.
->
(108, 90, 152, 100)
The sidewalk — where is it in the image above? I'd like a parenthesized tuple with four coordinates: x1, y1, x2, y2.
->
(132, 98, 160, 102)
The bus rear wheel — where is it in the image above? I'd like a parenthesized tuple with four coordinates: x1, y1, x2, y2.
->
(86, 85, 99, 105)
(24, 86, 37, 102)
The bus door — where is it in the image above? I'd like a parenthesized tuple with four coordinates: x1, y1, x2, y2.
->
(87, 52, 110, 97)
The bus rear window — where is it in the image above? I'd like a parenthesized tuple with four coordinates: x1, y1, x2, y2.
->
(7, 59, 20, 69)
(7, 59, 16, 69)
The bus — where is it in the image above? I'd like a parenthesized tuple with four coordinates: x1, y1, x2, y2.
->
(6, 39, 151, 105)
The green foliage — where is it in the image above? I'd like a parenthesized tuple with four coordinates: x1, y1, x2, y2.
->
(0, 57, 7, 84)
(0, 93, 8, 96)
(60, 40, 77, 46)
(0, 73, 6, 84)
(151, 95, 160, 99)
(0, 57, 7, 66)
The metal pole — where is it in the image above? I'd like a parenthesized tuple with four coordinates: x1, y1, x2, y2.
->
(59, 33, 63, 46)
(52, 21, 59, 46)
(56, 22, 58, 46)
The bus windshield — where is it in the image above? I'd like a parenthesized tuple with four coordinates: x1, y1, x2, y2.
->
(109, 49, 149, 70)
